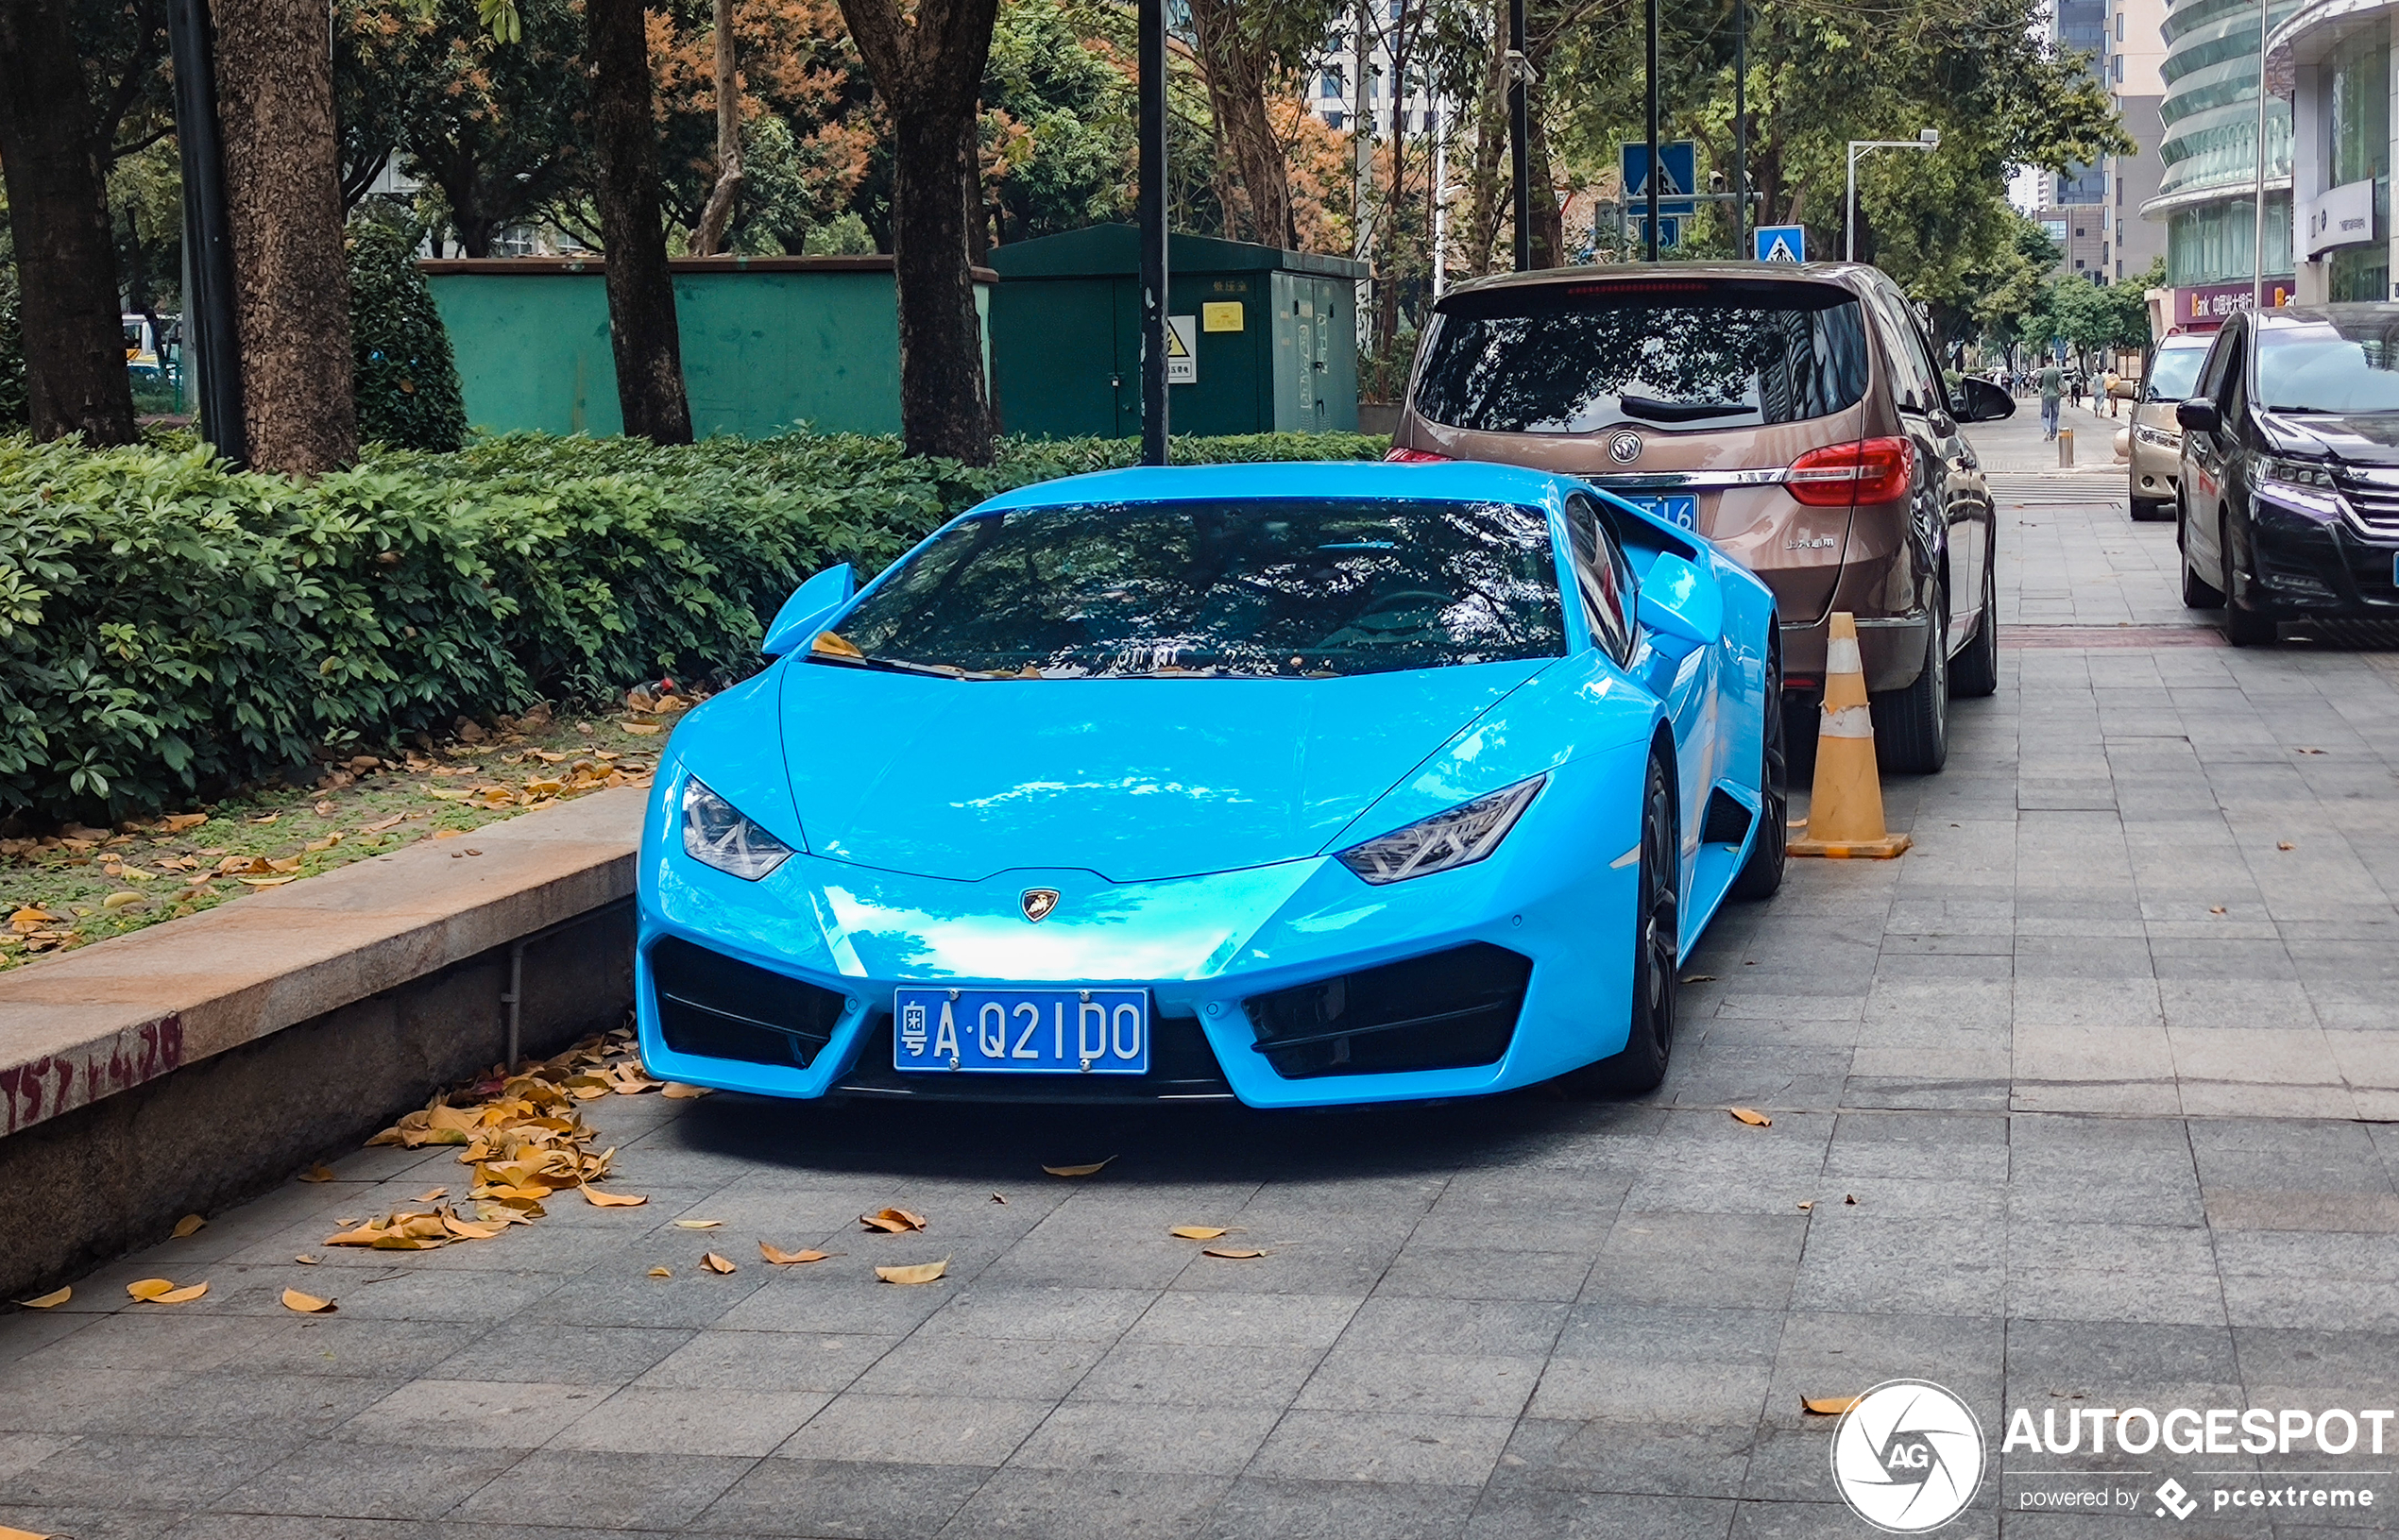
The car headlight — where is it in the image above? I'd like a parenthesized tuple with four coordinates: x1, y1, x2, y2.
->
(1336, 776, 1545, 885)
(680, 776, 795, 880)
(2134, 424, 2182, 450)
(2257, 456, 2347, 522)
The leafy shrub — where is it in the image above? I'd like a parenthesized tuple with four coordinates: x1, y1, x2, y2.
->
(349, 223, 468, 452)
(0, 428, 1386, 821)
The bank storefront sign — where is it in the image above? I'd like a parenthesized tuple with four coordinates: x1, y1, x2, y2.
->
(1828, 1379, 2393, 1531)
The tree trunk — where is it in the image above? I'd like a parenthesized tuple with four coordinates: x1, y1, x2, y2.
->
(1185, 0, 1292, 248)
(588, 0, 691, 442)
(688, 0, 744, 257)
(0, 0, 138, 445)
(836, 0, 998, 464)
(213, 0, 357, 472)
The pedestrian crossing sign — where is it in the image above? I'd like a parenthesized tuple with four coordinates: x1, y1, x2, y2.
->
(1754, 225, 1805, 262)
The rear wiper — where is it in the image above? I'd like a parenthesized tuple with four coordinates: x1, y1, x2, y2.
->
(1618, 395, 1753, 423)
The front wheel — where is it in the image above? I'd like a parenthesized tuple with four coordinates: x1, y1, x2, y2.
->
(1948, 559, 1999, 700)
(2220, 511, 2277, 646)
(1870, 600, 1949, 774)
(1569, 747, 1678, 1096)
(1729, 636, 1787, 903)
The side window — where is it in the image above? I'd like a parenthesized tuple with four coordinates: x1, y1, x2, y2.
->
(1867, 283, 1936, 413)
(2195, 325, 2237, 403)
(2214, 331, 2246, 415)
(1565, 496, 1637, 666)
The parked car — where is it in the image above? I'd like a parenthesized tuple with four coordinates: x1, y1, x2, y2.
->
(2176, 304, 2399, 645)
(637, 462, 1781, 1107)
(1385, 262, 2011, 774)
(2119, 333, 2211, 521)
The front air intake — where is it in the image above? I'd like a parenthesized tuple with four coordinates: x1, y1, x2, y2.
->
(650, 937, 845, 1069)
(1243, 943, 1531, 1078)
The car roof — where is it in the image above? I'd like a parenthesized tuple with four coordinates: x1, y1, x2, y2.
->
(1436, 260, 1879, 302)
(967, 460, 1588, 516)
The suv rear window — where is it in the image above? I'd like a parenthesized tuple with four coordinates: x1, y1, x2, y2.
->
(1411, 278, 1871, 435)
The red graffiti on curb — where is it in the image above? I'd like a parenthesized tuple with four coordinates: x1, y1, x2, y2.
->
(1, 1013, 186, 1134)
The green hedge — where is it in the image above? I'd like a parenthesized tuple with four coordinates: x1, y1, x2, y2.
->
(0, 430, 1387, 820)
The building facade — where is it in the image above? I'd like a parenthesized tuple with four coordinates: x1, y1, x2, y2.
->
(2270, 0, 2393, 303)
(2142, 0, 2299, 330)
(2042, 0, 2172, 283)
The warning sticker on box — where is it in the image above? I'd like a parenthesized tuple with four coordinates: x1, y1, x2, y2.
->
(1165, 315, 1197, 384)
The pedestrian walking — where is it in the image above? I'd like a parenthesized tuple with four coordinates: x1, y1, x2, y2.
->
(2103, 368, 2121, 417)
(2039, 360, 2063, 440)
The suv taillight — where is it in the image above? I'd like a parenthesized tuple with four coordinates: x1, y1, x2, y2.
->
(1787, 437, 1913, 507)
(1384, 448, 1454, 464)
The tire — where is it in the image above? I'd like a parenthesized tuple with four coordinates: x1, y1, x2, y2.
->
(1729, 636, 1787, 903)
(1948, 558, 1999, 700)
(2131, 496, 2174, 523)
(1869, 598, 1948, 774)
(2179, 499, 2224, 608)
(1570, 747, 1678, 1096)
(2221, 512, 2277, 646)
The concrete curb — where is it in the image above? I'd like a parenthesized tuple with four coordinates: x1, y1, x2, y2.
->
(0, 787, 647, 1138)
(0, 789, 647, 1298)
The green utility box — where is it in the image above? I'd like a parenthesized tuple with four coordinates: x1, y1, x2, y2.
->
(985, 226, 1367, 439)
(419, 255, 995, 439)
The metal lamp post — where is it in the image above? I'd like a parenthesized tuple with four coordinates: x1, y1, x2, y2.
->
(1845, 128, 1940, 262)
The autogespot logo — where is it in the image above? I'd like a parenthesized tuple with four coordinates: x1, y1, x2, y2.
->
(1831, 1379, 1987, 1532)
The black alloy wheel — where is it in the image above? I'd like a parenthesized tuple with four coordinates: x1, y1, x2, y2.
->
(1729, 635, 1787, 903)
(1870, 595, 1948, 774)
(1948, 558, 1999, 700)
(2179, 497, 2224, 608)
(1573, 747, 1679, 1096)
(2220, 509, 2277, 647)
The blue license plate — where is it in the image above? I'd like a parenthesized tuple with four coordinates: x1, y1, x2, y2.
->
(893, 987, 1150, 1075)
(1621, 494, 1700, 531)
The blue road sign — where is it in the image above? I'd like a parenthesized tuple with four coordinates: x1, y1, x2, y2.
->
(1754, 224, 1806, 262)
(1622, 142, 1696, 217)
(1630, 214, 1683, 251)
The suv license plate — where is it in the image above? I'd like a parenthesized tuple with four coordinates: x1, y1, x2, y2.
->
(1620, 494, 1699, 531)
(893, 988, 1149, 1075)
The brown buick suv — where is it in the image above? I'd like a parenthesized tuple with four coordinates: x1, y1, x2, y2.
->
(1387, 262, 2011, 772)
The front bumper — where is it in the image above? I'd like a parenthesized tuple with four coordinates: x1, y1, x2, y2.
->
(2130, 435, 2180, 502)
(634, 786, 1642, 1110)
(2241, 499, 2399, 618)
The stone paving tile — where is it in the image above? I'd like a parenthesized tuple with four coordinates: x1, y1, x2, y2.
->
(17, 435, 2399, 1540)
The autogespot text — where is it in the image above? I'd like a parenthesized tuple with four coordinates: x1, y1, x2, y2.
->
(2004, 1405, 2395, 1455)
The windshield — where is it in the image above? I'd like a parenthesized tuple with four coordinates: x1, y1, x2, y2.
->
(2257, 313, 2399, 415)
(1411, 278, 1870, 434)
(817, 499, 1567, 679)
(2146, 344, 2208, 402)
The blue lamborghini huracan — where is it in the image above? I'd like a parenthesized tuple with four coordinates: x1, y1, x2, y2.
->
(634, 461, 1782, 1108)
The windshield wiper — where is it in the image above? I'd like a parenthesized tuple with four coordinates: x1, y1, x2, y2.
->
(1618, 395, 1754, 423)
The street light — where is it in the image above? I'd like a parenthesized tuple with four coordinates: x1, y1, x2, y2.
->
(1846, 128, 1940, 262)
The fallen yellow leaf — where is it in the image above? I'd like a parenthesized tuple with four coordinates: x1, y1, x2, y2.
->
(2278, 841, 2296, 851)
(17, 1286, 69, 1309)
(162, 813, 209, 833)
(1201, 1246, 1267, 1260)
(414, 1187, 447, 1203)
(648, 1266, 672, 1278)
(294, 1255, 320, 1265)
(660, 1082, 709, 1099)
(1729, 1108, 1771, 1127)
(305, 835, 340, 853)
(171, 1213, 206, 1238)
(238, 874, 298, 887)
(672, 1218, 723, 1229)
(622, 721, 662, 736)
(1804, 1396, 1862, 1415)
(760, 1244, 834, 1265)
(101, 890, 145, 910)
(281, 1288, 336, 1313)
(582, 1188, 648, 1207)
(1796, 1201, 1813, 1211)
(298, 1163, 337, 1182)
(859, 1208, 927, 1233)
(701, 1252, 737, 1274)
(0, 1522, 54, 1540)
(1042, 1158, 1115, 1177)
(153, 1282, 209, 1304)
(875, 1259, 948, 1285)
(126, 1278, 176, 1300)
(1167, 1226, 1231, 1240)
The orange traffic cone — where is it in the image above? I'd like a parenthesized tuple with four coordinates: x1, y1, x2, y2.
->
(1788, 612, 1911, 859)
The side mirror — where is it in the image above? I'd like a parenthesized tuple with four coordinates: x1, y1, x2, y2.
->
(760, 563, 857, 657)
(1635, 551, 1721, 661)
(2176, 398, 2221, 434)
(1955, 376, 2016, 423)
